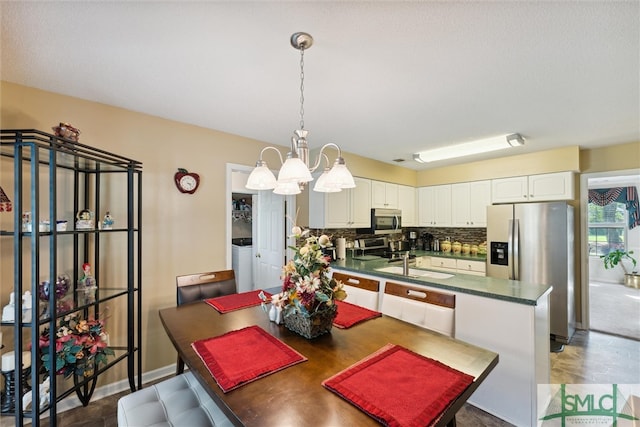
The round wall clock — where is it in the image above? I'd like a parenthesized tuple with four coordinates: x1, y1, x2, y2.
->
(174, 168, 200, 194)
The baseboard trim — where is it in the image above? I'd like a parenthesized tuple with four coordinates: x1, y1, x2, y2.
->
(55, 364, 175, 413)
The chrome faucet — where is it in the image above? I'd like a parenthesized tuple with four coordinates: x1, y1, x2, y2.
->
(403, 251, 410, 276)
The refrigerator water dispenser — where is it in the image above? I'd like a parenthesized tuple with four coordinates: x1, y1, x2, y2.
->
(490, 242, 509, 266)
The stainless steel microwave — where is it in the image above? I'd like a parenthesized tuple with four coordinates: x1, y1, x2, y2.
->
(359, 208, 402, 235)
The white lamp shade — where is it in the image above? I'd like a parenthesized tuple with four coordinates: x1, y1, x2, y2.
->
(273, 181, 301, 195)
(246, 165, 277, 190)
(325, 163, 356, 188)
(313, 170, 342, 193)
(277, 157, 313, 183)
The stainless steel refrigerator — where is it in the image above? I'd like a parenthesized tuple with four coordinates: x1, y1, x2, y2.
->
(486, 201, 575, 344)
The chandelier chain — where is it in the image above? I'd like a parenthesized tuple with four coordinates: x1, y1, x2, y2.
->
(299, 47, 305, 130)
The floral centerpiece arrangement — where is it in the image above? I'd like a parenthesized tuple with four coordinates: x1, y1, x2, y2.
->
(39, 312, 114, 378)
(266, 225, 347, 338)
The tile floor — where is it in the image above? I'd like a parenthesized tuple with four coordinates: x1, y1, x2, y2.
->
(1, 329, 637, 427)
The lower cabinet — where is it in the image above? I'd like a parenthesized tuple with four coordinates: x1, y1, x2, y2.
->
(426, 256, 486, 276)
(455, 259, 486, 276)
(381, 281, 455, 337)
(332, 271, 380, 311)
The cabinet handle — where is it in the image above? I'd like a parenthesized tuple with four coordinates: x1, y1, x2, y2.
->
(407, 289, 427, 299)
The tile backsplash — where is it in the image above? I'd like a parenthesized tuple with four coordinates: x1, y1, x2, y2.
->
(308, 227, 487, 247)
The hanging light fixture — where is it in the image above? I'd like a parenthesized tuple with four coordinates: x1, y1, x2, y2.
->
(246, 32, 355, 193)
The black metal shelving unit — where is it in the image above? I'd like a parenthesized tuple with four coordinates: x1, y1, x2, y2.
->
(0, 129, 142, 426)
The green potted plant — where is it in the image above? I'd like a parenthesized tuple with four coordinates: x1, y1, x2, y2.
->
(601, 249, 639, 288)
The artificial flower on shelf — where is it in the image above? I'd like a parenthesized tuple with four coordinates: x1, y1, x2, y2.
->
(39, 312, 114, 378)
(264, 224, 347, 338)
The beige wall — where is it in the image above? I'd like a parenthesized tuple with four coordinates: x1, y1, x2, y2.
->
(580, 141, 640, 173)
(0, 82, 285, 386)
(2, 81, 638, 388)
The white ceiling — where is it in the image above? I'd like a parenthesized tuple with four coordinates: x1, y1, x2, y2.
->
(1, 1, 638, 170)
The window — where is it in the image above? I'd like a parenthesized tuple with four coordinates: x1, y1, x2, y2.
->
(588, 201, 627, 256)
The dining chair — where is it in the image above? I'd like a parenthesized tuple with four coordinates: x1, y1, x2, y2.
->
(175, 269, 237, 374)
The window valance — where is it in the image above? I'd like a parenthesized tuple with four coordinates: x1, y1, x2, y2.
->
(588, 186, 639, 229)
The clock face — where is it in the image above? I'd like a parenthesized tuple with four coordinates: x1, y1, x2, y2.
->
(179, 175, 197, 191)
(174, 168, 200, 194)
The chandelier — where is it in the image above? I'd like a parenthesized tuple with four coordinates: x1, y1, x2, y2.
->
(246, 32, 355, 195)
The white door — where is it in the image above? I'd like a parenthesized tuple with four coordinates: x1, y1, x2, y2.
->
(253, 191, 285, 289)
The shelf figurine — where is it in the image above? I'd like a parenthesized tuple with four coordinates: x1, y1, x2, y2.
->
(102, 211, 114, 230)
(78, 263, 97, 304)
(75, 209, 94, 230)
(1, 293, 15, 322)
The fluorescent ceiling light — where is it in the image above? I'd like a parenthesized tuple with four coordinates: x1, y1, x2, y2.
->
(413, 133, 525, 163)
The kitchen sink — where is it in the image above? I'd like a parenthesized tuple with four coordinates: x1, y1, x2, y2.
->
(375, 266, 453, 279)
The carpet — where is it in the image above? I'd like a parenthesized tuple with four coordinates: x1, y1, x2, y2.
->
(589, 281, 640, 341)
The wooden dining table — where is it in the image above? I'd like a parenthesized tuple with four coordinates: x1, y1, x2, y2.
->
(159, 301, 499, 427)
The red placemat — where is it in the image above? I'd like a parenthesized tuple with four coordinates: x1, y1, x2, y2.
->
(192, 325, 306, 392)
(333, 300, 382, 329)
(205, 290, 271, 313)
(322, 344, 474, 427)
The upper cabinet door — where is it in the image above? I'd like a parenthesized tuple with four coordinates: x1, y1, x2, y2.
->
(351, 177, 372, 227)
(371, 181, 398, 209)
(491, 176, 528, 204)
(398, 185, 416, 226)
(433, 185, 452, 226)
(528, 172, 574, 201)
(468, 180, 491, 227)
(451, 183, 471, 227)
(418, 185, 452, 226)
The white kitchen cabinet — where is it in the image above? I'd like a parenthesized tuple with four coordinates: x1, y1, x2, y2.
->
(492, 172, 574, 204)
(371, 180, 398, 209)
(397, 184, 416, 226)
(429, 256, 457, 272)
(451, 180, 491, 227)
(468, 180, 491, 226)
(381, 281, 455, 337)
(309, 177, 371, 228)
(528, 172, 574, 201)
(418, 184, 451, 226)
(456, 259, 486, 276)
(428, 256, 486, 276)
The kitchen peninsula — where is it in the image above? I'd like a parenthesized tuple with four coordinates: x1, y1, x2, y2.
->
(331, 252, 552, 426)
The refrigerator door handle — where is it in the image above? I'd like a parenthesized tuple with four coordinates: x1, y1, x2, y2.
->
(508, 219, 514, 279)
(512, 218, 520, 280)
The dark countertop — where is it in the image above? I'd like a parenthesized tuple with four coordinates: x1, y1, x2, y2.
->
(330, 253, 552, 306)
